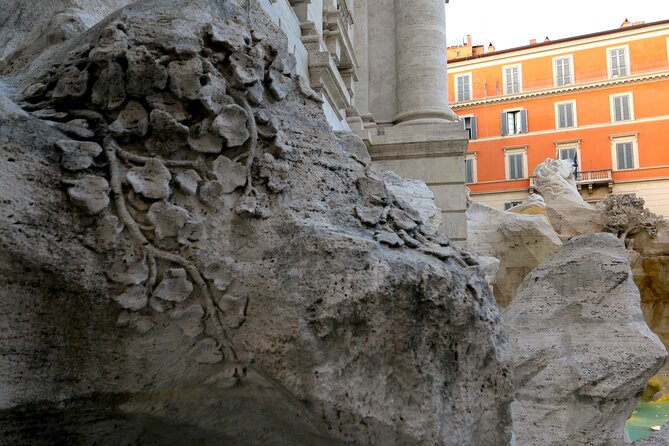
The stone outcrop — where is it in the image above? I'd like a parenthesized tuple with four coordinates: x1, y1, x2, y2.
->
(0, 1, 513, 444)
(533, 158, 602, 239)
(503, 233, 667, 446)
(634, 422, 669, 445)
(467, 202, 562, 307)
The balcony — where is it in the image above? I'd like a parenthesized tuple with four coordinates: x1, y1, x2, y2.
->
(453, 60, 669, 104)
(530, 169, 613, 194)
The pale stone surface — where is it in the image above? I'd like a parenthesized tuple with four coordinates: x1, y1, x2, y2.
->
(533, 158, 603, 239)
(504, 233, 667, 446)
(0, 1, 513, 444)
(634, 424, 669, 445)
(379, 170, 442, 229)
(467, 202, 562, 307)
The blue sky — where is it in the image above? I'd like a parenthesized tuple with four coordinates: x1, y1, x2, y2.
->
(446, 0, 669, 51)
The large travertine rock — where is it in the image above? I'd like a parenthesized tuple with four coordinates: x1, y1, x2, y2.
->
(504, 233, 667, 446)
(533, 158, 603, 239)
(379, 171, 443, 229)
(467, 202, 562, 307)
(0, 1, 513, 444)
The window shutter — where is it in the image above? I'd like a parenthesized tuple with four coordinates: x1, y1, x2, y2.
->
(622, 96, 630, 120)
(517, 155, 524, 178)
(501, 112, 508, 135)
(617, 144, 626, 169)
(520, 110, 529, 133)
(465, 159, 474, 183)
(470, 116, 478, 140)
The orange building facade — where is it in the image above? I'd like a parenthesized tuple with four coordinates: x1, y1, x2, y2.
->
(448, 20, 669, 216)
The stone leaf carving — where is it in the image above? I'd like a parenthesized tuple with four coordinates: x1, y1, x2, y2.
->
(146, 201, 190, 239)
(175, 169, 201, 195)
(177, 220, 208, 249)
(91, 215, 124, 252)
(91, 61, 126, 110)
(168, 57, 203, 100)
(146, 92, 189, 121)
(113, 285, 148, 311)
(203, 262, 234, 292)
(213, 104, 249, 147)
(89, 25, 128, 61)
(126, 45, 168, 96)
(154, 268, 193, 302)
(216, 294, 247, 328)
(107, 254, 149, 285)
(109, 100, 149, 139)
(170, 304, 205, 338)
(127, 159, 172, 200)
(188, 119, 223, 154)
(188, 337, 223, 364)
(55, 140, 102, 171)
(63, 175, 110, 214)
(51, 66, 89, 102)
(212, 155, 247, 193)
(145, 109, 189, 153)
(198, 71, 230, 115)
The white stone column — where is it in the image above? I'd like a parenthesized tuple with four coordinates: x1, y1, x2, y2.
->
(394, 0, 457, 124)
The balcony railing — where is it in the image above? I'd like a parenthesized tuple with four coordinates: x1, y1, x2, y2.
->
(529, 169, 613, 194)
(455, 59, 669, 103)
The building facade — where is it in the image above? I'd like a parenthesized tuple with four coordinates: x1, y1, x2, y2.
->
(258, 0, 469, 240)
(448, 20, 669, 217)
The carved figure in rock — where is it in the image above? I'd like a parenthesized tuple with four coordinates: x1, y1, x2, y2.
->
(533, 158, 584, 205)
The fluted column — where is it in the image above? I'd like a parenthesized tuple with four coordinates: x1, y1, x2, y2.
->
(394, 0, 457, 124)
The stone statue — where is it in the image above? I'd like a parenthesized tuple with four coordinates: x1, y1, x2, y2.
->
(532, 158, 581, 204)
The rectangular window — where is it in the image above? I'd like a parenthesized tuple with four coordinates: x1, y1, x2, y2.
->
(616, 142, 635, 169)
(610, 134, 638, 171)
(559, 147, 577, 161)
(465, 157, 476, 184)
(612, 94, 633, 122)
(554, 56, 573, 86)
(609, 47, 629, 77)
(556, 101, 576, 128)
(501, 110, 528, 135)
(456, 74, 472, 102)
(507, 153, 525, 179)
(504, 65, 521, 94)
(463, 116, 478, 139)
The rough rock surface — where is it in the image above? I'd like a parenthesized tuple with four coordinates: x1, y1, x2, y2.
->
(0, 1, 513, 444)
(533, 158, 603, 239)
(467, 202, 562, 307)
(503, 233, 667, 446)
(379, 170, 443, 229)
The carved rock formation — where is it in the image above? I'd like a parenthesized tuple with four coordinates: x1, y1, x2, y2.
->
(503, 233, 667, 446)
(533, 158, 603, 239)
(0, 1, 513, 444)
(467, 202, 562, 307)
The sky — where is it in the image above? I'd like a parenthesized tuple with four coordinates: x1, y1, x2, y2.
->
(446, 0, 669, 52)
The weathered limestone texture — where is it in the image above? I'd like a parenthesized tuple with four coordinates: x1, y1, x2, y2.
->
(533, 158, 603, 239)
(467, 202, 562, 307)
(0, 1, 513, 444)
(504, 233, 667, 446)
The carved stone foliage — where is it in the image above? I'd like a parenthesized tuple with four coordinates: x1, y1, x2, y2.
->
(24, 16, 301, 367)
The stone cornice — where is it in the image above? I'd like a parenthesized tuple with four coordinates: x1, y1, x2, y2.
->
(451, 71, 669, 108)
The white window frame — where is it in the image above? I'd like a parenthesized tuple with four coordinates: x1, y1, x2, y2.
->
(460, 114, 476, 140)
(503, 64, 522, 94)
(454, 73, 473, 102)
(553, 54, 575, 87)
(502, 107, 526, 135)
(607, 44, 630, 78)
(465, 153, 477, 184)
(610, 134, 639, 171)
(555, 140, 581, 167)
(609, 92, 634, 122)
(554, 100, 578, 129)
(504, 147, 528, 180)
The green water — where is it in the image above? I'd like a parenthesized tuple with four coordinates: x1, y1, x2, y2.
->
(626, 399, 669, 441)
